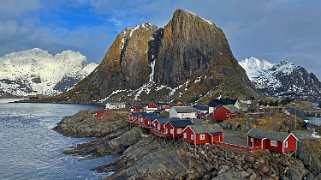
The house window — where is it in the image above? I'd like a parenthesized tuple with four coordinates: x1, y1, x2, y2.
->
(191, 134, 195, 140)
(177, 128, 182, 134)
(200, 134, 205, 140)
(165, 128, 168, 134)
(158, 124, 160, 130)
(251, 138, 254, 144)
(270, 140, 277, 147)
(183, 133, 187, 138)
(147, 121, 150, 125)
(284, 141, 288, 148)
(170, 129, 174, 134)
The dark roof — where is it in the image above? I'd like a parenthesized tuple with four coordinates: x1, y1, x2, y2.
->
(189, 124, 224, 134)
(156, 117, 172, 124)
(208, 98, 236, 107)
(193, 105, 209, 111)
(145, 114, 160, 121)
(222, 105, 240, 113)
(131, 112, 147, 117)
(168, 120, 193, 128)
(131, 105, 144, 109)
(172, 106, 197, 113)
(153, 110, 163, 113)
(247, 128, 294, 142)
(156, 102, 169, 106)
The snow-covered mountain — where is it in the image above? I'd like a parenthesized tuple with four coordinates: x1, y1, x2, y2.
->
(0, 48, 98, 96)
(239, 57, 321, 97)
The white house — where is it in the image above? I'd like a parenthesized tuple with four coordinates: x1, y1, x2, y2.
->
(169, 106, 197, 119)
(105, 102, 126, 109)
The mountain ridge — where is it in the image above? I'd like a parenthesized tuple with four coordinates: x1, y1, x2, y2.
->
(239, 57, 321, 97)
(0, 48, 98, 96)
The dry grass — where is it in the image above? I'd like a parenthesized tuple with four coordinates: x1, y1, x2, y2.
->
(225, 112, 304, 132)
(96, 109, 130, 122)
(286, 101, 313, 111)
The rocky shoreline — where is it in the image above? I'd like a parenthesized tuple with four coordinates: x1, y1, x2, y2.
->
(54, 110, 321, 179)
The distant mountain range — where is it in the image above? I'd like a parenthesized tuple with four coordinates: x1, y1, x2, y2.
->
(0, 48, 97, 96)
(239, 57, 321, 97)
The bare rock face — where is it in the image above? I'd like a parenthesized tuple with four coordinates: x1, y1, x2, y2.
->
(58, 24, 159, 102)
(152, 9, 255, 100)
(55, 9, 256, 103)
(155, 9, 235, 86)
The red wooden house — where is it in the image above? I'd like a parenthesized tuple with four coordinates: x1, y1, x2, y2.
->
(156, 102, 171, 111)
(247, 128, 298, 153)
(183, 124, 224, 145)
(130, 105, 144, 112)
(128, 112, 147, 124)
(164, 120, 193, 138)
(140, 114, 159, 129)
(150, 117, 172, 137)
(213, 105, 240, 121)
(95, 111, 107, 117)
(145, 103, 159, 113)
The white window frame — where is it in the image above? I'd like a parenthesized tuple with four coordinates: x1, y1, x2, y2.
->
(183, 133, 187, 138)
(200, 134, 205, 140)
(165, 128, 168, 134)
(270, 140, 277, 147)
(191, 134, 195, 140)
(177, 128, 182, 134)
(284, 141, 288, 148)
(157, 123, 161, 130)
(170, 129, 174, 134)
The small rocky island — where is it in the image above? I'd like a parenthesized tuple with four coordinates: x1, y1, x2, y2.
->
(54, 108, 321, 180)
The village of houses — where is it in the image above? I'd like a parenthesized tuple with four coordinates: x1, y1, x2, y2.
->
(97, 98, 321, 156)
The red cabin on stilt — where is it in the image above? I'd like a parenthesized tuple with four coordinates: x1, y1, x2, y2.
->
(247, 128, 298, 153)
(183, 124, 224, 145)
(164, 120, 193, 138)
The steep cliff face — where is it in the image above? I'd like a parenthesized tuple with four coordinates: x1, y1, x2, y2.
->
(58, 24, 159, 102)
(56, 9, 256, 104)
(155, 9, 235, 86)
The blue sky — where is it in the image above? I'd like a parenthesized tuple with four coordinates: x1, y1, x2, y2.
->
(1, 0, 321, 78)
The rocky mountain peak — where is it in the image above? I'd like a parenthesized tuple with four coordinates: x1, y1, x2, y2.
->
(240, 57, 321, 98)
(56, 9, 256, 104)
(154, 8, 237, 87)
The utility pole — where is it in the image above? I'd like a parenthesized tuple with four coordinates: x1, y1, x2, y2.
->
(294, 111, 297, 131)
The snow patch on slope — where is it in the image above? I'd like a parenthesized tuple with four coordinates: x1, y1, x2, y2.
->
(239, 57, 301, 91)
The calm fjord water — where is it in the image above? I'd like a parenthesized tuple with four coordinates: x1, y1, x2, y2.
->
(0, 101, 113, 180)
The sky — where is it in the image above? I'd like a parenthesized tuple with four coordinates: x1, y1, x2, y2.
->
(1, 0, 321, 78)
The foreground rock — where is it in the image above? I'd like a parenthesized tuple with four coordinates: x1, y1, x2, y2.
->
(93, 137, 308, 179)
(297, 138, 321, 176)
(64, 127, 142, 157)
(55, 110, 321, 179)
(53, 109, 129, 137)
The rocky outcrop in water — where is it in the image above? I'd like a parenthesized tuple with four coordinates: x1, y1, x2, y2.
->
(53, 110, 128, 137)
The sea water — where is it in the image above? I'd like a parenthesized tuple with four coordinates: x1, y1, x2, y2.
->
(0, 101, 114, 180)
